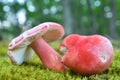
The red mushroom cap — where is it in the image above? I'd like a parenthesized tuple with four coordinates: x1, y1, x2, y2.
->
(60, 34, 114, 75)
(9, 22, 64, 50)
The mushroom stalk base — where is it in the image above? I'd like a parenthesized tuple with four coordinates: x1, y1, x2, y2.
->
(30, 38, 66, 72)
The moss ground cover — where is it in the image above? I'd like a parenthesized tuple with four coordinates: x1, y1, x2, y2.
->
(0, 41, 120, 80)
(0, 42, 8, 57)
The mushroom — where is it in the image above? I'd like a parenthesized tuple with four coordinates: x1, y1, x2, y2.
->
(60, 34, 114, 75)
(8, 22, 66, 71)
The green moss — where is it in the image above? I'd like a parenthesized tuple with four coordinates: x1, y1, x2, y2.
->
(0, 42, 120, 80)
(0, 42, 8, 56)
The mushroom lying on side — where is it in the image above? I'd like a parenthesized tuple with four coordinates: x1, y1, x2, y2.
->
(60, 34, 114, 75)
(8, 22, 66, 72)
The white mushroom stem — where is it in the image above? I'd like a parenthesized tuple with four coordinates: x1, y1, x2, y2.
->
(8, 46, 34, 65)
(30, 38, 66, 72)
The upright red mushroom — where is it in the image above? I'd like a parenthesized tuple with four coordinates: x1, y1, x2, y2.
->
(60, 34, 114, 75)
(8, 22, 66, 72)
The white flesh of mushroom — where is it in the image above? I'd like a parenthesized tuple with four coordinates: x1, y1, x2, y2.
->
(8, 45, 34, 65)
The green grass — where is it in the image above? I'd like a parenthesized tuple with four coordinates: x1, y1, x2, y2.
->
(0, 41, 120, 80)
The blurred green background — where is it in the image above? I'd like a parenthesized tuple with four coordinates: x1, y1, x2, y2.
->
(0, 0, 120, 41)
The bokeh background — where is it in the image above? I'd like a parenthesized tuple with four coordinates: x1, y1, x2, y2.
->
(0, 0, 120, 42)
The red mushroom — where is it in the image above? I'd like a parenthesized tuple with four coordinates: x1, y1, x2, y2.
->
(60, 34, 114, 75)
(8, 22, 66, 72)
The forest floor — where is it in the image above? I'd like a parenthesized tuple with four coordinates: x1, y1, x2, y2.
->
(0, 41, 120, 80)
